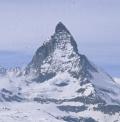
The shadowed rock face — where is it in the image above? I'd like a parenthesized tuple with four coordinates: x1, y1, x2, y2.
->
(55, 22, 70, 34)
(32, 72, 56, 83)
(57, 105, 87, 113)
(27, 38, 56, 71)
(0, 88, 23, 102)
(94, 104, 120, 115)
(61, 116, 97, 122)
(55, 22, 78, 53)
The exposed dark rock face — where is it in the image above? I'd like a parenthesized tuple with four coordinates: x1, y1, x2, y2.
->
(0, 88, 23, 102)
(55, 22, 70, 34)
(66, 96, 106, 105)
(33, 95, 106, 105)
(27, 38, 56, 71)
(57, 105, 87, 113)
(34, 97, 64, 104)
(1, 88, 12, 95)
(55, 22, 78, 53)
(94, 104, 120, 115)
(32, 72, 56, 83)
(77, 55, 98, 80)
(54, 81, 69, 87)
(61, 116, 97, 122)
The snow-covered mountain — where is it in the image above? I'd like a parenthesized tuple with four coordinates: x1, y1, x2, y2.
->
(0, 22, 120, 122)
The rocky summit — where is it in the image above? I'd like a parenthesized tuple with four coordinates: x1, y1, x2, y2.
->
(0, 22, 120, 122)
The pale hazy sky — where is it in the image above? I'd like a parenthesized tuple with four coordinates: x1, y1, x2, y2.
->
(0, 0, 120, 77)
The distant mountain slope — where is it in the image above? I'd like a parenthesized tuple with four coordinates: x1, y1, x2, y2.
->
(114, 77, 120, 85)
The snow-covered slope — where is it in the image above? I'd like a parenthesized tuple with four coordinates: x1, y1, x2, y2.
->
(114, 77, 120, 85)
(0, 22, 120, 122)
(0, 67, 24, 102)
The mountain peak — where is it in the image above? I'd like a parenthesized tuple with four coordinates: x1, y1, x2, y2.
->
(55, 22, 70, 34)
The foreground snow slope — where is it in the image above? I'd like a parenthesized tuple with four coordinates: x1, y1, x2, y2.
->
(0, 102, 120, 122)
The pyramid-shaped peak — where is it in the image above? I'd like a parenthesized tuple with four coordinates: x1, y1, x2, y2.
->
(55, 22, 70, 34)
